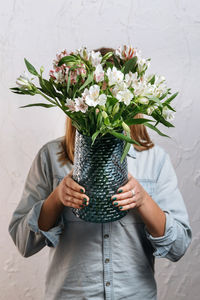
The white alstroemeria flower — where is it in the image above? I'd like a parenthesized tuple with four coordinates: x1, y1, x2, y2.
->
(116, 89, 133, 106)
(98, 94, 107, 105)
(84, 85, 107, 107)
(16, 72, 33, 90)
(89, 50, 102, 67)
(124, 71, 139, 88)
(133, 79, 154, 99)
(65, 98, 76, 112)
(82, 87, 90, 99)
(137, 97, 149, 105)
(106, 66, 124, 86)
(147, 105, 157, 115)
(134, 49, 150, 74)
(73, 46, 90, 61)
(154, 75, 168, 97)
(94, 64, 104, 82)
(162, 106, 175, 121)
(53, 68, 65, 84)
(74, 97, 88, 113)
(112, 81, 127, 97)
(154, 74, 166, 85)
(154, 84, 168, 98)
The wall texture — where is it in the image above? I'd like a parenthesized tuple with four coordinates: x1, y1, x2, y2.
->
(1, 0, 199, 299)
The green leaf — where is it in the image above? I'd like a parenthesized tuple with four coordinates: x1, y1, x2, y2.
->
(101, 52, 114, 63)
(39, 77, 59, 99)
(91, 130, 101, 145)
(164, 92, 179, 104)
(164, 103, 176, 112)
(11, 90, 25, 94)
(24, 58, 39, 76)
(71, 119, 82, 132)
(112, 54, 121, 69)
(144, 122, 170, 137)
(125, 118, 155, 126)
(148, 74, 155, 85)
(10, 87, 21, 91)
(120, 142, 131, 163)
(109, 130, 141, 145)
(159, 89, 170, 100)
(79, 72, 93, 91)
(67, 71, 71, 93)
(148, 96, 163, 107)
(19, 103, 56, 108)
(97, 111, 103, 129)
(120, 132, 132, 163)
(151, 111, 174, 127)
(123, 56, 137, 74)
(57, 55, 78, 67)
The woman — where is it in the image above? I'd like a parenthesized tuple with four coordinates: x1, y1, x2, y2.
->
(8, 48, 192, 300)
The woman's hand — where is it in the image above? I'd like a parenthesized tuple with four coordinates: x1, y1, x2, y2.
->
(111, 172, 149, 211)
(56, 169, 89, 209)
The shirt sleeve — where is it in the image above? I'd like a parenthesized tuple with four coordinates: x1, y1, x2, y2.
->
(144, 151, 192, 262)
(8, 146, 65, 258)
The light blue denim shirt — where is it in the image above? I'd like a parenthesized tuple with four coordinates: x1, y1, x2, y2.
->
(8, 136, 192, 300)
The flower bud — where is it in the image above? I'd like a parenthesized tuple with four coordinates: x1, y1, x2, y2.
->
(122, 121, 130, 133)
(40, 66, 44, 74)
(102, 111, 108, 119)
(112, 103, 119, 115)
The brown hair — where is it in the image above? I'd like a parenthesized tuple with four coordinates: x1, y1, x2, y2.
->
(57, 47, 154, 166)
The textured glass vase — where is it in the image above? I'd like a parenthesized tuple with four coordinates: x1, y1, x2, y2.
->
(71, 129, 129, 223)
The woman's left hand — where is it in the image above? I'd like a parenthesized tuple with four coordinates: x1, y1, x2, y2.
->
(111, 172, 149, 211)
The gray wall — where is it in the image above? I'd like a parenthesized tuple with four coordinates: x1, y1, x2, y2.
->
(1, 1, 199, 299)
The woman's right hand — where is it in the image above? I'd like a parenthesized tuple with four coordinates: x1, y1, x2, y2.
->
(56, 170, 89, 209)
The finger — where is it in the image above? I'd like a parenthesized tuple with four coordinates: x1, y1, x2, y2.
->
(64, 196, 89, 207)
(118, 202, 137, 211)
(65, 186, 89, 201)
(66, 176, 86, 194)
(64, 200, 84, 209)
(112, 196, 138, 206)
(116, 177, 135, 194)
(111, 190, 135, 201)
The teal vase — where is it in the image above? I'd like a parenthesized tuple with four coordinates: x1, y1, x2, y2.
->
(72, 129, 128, 223)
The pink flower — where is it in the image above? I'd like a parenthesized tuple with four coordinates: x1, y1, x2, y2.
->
(65, 98, 76, 112)
(94, 64, 104, 83)
(75, 97, 88, 113)
(53, 49, 70, 69)
(115, 45, 138, 61)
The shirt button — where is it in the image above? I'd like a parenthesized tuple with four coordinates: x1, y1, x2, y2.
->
(106, 281, 110, 287)
(104, 234, 109, 239)
(105, 258, 110, 263)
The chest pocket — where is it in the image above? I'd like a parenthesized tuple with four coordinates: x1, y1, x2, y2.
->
(118, 180, 156, 225)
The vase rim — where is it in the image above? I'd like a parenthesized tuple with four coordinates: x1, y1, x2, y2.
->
(76, 129, 125, 141)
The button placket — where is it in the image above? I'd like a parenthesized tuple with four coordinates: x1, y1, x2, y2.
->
(102, 222, 113, 300)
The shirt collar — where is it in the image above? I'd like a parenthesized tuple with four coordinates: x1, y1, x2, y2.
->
(127, 145, 137, 159)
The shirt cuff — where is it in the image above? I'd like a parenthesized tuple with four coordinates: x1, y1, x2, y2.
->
(27, 199, 65, 248)
(144, 210, 177, 257)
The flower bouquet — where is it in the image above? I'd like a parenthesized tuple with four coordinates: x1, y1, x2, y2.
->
(10, 45, 178, 223)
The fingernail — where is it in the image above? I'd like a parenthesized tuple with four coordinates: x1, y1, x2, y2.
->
(117, 189, 123, 193)
(112, 197, 117, 201)
(83, 198, 87, 204)
(80, 204, 84, 208)
(113, 202, 118, 206)
(80, 188, 84, 193)
(119, 206, 123, 210)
